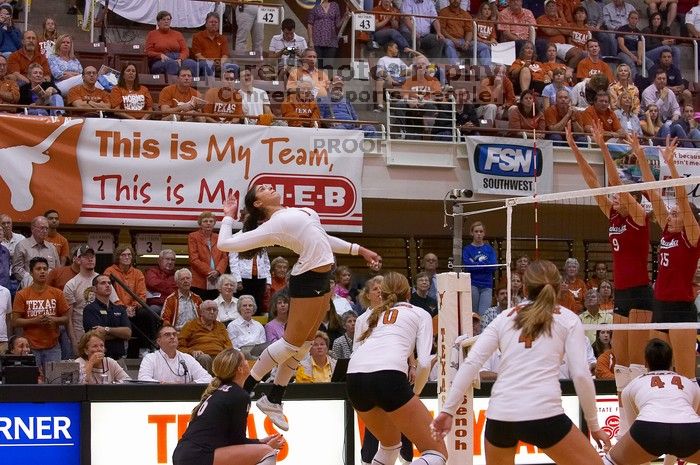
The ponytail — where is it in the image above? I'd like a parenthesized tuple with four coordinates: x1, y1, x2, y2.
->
(514, 260, 561, 342)
(191, 377, 223, 417)
(239, 186, 267, 260)
(358, 272, 409, 342)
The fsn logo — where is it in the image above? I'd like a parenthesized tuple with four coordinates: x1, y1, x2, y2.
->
(474, 144, 543, 178)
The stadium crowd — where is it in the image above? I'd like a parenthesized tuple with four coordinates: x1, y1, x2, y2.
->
(0, 0, 698, 141)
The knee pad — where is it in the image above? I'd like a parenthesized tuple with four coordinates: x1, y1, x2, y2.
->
(613, 365, 631, 393)
(251, 339, 301, 381)
(411, 450, 446, 465)
(256, 450, 277, 465)
(274, 340, 313, 386)
(629, 363, 647, 380)
(372, 442, 401, 465)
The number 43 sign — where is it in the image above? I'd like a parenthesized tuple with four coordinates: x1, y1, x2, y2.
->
(353, 13, 375, 32)
(257, 6, 280, 25)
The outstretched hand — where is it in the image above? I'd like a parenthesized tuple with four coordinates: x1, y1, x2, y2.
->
(430, 412, 453, 440)
(590, 120, 606, 147)
(359, 247, 381, 268)
(661, 135, 678, 164)
(564, 122, 576, 147)
(223, 192, 239, 218)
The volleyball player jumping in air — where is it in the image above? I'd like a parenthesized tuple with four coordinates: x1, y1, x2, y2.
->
(173, 348, 286, 465)
(217, 185, 380, 430)
(633, 136, 699, 380)
(347, 271, 448, 465)
(604, 339, 700, 465)
(566, 122, 654, 436)
(431, 260, 611, 465)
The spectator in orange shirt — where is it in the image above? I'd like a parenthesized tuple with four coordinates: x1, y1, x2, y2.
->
(145, 10, 197, 77)
(498, 0, 536, 55)
(281, 79, 320, 127)
(544, 88, 584, 143)
(372, 0, 411, 52)
(43, 209, 69, 265)
(561, 257, 586, 313)
(439, 0, 491, 65)
(178, 300, 232, 372)
(507, 89, 545, 138)
(569, 6, 593, 51)
(0, 55, 19, 108)
(536, 0, 585, 69)
(395, 54, 442, 139)
(67, 66, 111, 113)
(474, 2, 497, 66)
(158, 67, 206, 122)
(188, 211, 229, 301)
(7, 29, 50, 85)
(286, 48, 330, 98)
(110, 63, 153, 120)
(575, 39, 614, 82)
(509, 42, 547, 93)
(203, 69, 244, 123)
(580, 90, 625, 141)
(191, 12, 237, 78)
(476, 64, 516, 122)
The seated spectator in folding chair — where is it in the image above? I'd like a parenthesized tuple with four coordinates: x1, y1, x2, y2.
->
(110, 63, 153, 120)
(542, 67, 574, 110)
(162, 268, 203, 332)
(439, 0, 489, 65)
(82, 275, 132, 361)
(393, 54, 441, 140)
(431, 87, 458, 141)
(286, 48, 330, 98)
(294, 331, 336, 383)
(509, 42, 548, 94)
(575, 39, 614, 83)
(540, 44, 569, 86)
(138, 325, 212, 383)
(281, 79, 320, 128)
(536, 0, 585, 68)
(476, 65, 516, 123)
(7, 30, 50, 85)
(600, 0, 636, 56)
(238, 68, 273, 124)
(580, 90, 626, 141)
(372, 0, 411, 53)
(399, 0, 446, 60)
(145, 10, 197, 77)
(545, 88, 584, 143)
(641, 69, 681, 125)
(607, 63, 640, 113)
(687, 0, 700, 50)
(158, 67, 206, 122)
(373, 41, 410, 112)
(67, 66, 111, 115)
(318, 77, 376, 135)
(18, 63, 63, 116)
(670, 104, 700, 148)
(614, 90, 644, 138)
(615, 10, 644, 81)
(568, 6, 593, 53)
(39, 17, 57, 57)
(226, 295, 265, 352)
(0, 4, 21, 58)
(269, 18, 307, 73)
(508, 89, 545, 138)
(0, 55, 19, 109)
(647, 0, 679, 28)
(178, 300, 232, 373)
(643, 12, 681, 70)
(191, 12, 237, 78)
(497, 0, 537, 56)
(646, 49, 692, 107)
(47, 34, 81, 84)
(145, 249, 177, 314)
(203, 69, 244, 123)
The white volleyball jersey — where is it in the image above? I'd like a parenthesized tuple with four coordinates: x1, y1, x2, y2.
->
(349, 302, 433, 376)
(623, 371, 700, 424)
(219, 208, 355, 275)
(443, 304, 600, 431)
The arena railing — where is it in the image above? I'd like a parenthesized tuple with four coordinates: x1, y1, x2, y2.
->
(349, 11, 700, 83)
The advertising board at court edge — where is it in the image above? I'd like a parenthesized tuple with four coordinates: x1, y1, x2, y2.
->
(466, 136, 554, 196)
(0, 115, 364, 232)
(0, 402, 81, 464)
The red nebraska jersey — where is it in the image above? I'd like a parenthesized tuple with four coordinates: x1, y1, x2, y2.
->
(609, 209, 650, 289)
(655, 226, 700, 302)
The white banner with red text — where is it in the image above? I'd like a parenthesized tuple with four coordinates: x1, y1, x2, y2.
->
(0, 115, 364, 232)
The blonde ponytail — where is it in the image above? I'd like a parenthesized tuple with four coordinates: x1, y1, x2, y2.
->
(190, 348, 244, 417)
(358, 272, 409, 342)
(514, 260, 561, 342)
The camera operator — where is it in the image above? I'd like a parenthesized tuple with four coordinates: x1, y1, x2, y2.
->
(0, 3, 21, 58)
(269, 18, 307, 68)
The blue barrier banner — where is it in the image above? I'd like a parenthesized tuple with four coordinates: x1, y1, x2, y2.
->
(0, 402, 81, 464)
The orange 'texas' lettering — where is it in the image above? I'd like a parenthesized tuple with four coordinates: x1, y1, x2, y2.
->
(148, 414, 176, 464)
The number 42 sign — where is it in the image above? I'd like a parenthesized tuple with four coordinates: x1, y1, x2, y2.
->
(257, 6, 280, 25)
